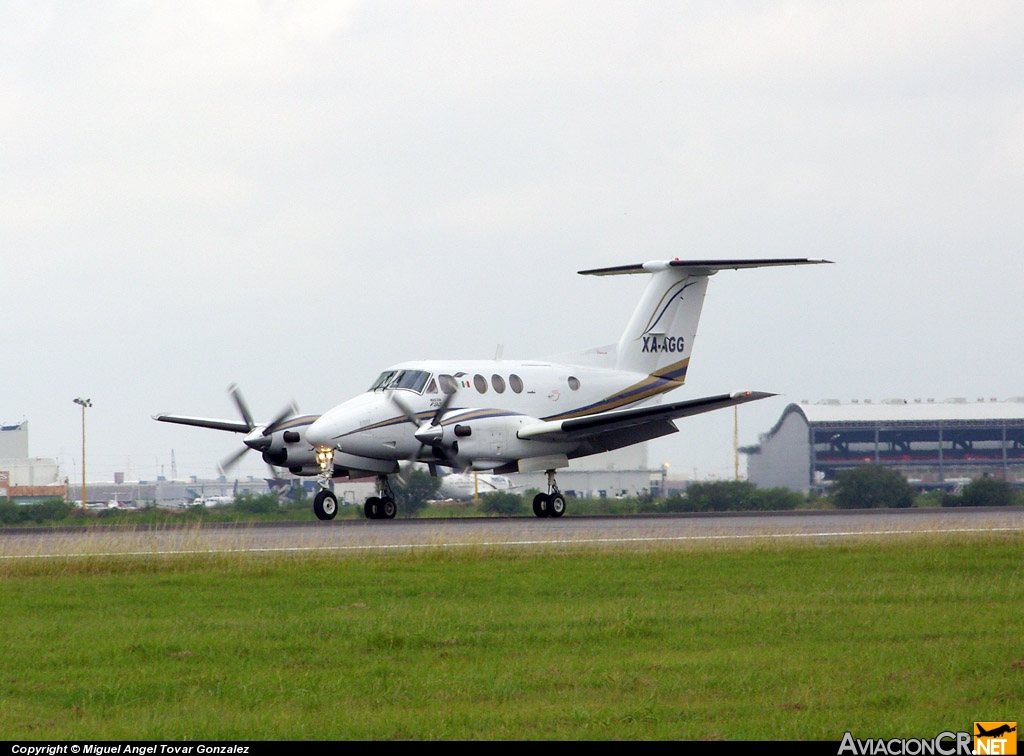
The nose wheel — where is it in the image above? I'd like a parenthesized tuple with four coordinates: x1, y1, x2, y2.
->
(313, 489, 338, 520)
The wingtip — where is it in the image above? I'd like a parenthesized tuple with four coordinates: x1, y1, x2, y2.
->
(730, 390, 777, 400)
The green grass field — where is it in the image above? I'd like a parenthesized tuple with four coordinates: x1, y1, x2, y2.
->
(1, 533, 1020, 740)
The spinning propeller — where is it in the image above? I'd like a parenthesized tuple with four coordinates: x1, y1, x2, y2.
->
(217, 383, 298, 478)
(389, 391, 466, 471)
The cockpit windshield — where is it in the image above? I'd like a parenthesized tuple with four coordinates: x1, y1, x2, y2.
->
(368, 369, 432, 394)
(369, 371, 397, 391)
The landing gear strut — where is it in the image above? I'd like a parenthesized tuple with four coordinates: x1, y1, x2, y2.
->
(313, 446, 337, 521)
(532, 469, 566, 518)
(364, 475, 397, 520)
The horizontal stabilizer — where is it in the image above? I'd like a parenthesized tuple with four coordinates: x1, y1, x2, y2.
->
(579, 258, 832, 277)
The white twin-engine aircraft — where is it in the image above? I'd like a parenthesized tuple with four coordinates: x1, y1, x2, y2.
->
(156, 258, 829, 520)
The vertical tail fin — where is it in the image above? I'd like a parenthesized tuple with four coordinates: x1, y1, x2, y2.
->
(579, 258, 832, 383)
(613, 263, 707, 380)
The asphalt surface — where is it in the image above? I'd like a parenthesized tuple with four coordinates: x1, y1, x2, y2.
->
(2, 507, 1022, 560)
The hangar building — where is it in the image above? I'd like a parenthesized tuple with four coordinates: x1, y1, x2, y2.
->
(743, 398, 1024, 493)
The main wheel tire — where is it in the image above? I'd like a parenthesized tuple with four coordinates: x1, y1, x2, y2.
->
(364, 496, 381, 519)
(381, 497, 397, 519)
(532, 493, 550, 518)
(548, 492, 566, 518)
(313, 490, 338, 521)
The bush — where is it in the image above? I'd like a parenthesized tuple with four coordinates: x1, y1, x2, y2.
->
(677, 481, 802, 512)
(958, 476, 1016, 507)
(649, 482, 803, 513)
(232, 493, 281, 514)
(832, 466, 914, 509)
(0, 500, 30, 525)
(750, 487, 804, 511)
(479, 491, 525, 516)
(0, 497, 72, 525)
(685, 480, 757, 511)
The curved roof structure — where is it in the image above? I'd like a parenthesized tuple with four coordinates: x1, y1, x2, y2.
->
(789, 399, 1024, 425)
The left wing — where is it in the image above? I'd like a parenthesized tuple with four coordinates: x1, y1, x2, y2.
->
(518, 391, 774, 454)
(153, 414, 252, 433)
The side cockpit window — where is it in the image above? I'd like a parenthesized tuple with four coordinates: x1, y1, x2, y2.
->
(438, 374, 458, 395)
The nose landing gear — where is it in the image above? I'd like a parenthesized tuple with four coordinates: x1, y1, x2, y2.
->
(313, 446, 338, 521)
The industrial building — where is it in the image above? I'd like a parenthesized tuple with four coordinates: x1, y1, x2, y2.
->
(744, 398, 1024, 493)
(0, 422, 66, 502)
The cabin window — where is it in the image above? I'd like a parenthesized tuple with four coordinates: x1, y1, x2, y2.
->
(473, 374, 488, 394)
(567, 376, 580, 391)
(438, 374, 458, 395)
(491, 374, 506, 393)
(425, 378, 438, 394)
(509, 374, 524, 394)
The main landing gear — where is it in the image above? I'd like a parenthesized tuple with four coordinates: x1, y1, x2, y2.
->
(532, 469, 566, 518)
(364, 475, 397, 520)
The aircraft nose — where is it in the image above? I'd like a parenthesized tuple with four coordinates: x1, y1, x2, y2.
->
(305, 415, 334, 449)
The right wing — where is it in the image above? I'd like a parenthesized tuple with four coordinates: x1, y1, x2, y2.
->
(518, 391, 774, 454)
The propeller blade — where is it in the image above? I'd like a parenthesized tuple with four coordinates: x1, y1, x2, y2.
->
(263, 402, 299, 437)
(430, 390, 456, 426)
(227, 384, 256, 431)
(391, 390, 463, 468)
(218, 445, 250, 476)
(390, 394, 421, 427)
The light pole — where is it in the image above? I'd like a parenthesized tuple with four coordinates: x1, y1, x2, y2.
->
(73, 398, 92, 508)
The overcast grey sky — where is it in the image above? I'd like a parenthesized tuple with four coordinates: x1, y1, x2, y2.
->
(4, 1, 1023, 483)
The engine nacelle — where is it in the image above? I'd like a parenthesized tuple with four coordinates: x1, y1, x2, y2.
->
(442, 415, 573, 470)
(258, 420, 319, 473)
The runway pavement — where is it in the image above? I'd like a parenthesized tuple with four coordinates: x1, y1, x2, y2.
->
(2, 507, 1022, 560)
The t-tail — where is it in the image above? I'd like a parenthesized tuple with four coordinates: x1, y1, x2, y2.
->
(579, 258, 832, 383)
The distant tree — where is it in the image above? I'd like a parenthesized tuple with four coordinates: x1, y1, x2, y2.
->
(832, 465, 913, 509)
(479, 491, 525, 516)
(393, 469, 441, 517)
(960, 476, 1016, 507)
